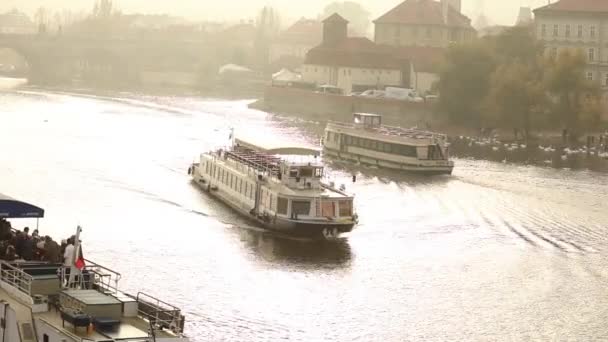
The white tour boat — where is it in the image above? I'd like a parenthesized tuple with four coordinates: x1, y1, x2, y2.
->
(0, 193, 189, 342)
(189, 138, 357, 239)
(323, 113, 454, 175)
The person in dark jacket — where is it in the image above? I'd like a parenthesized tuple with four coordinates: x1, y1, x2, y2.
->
(14, 231, 24, 257)
(21, 236, 34, 261)
(43, 236, 60, 263)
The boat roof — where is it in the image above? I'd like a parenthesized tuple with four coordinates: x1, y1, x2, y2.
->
(0, 193, 44, 218)
(235, 137, 321, 157)
(354, 112, 382, 118)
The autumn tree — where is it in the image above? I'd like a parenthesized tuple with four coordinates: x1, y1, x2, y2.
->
(543, 49, 602, 135)
(437, 42, 496, 126)
(483, 61, 546, 140)
(254, 6, 281, 72)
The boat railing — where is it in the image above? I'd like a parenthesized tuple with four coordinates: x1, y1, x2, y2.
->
(216, 149, 281, 178)
(82, 259, 121, 294)
(136, 291, 185, 335)
(57, 259, 121, 295)
(0, 261, 33, 295)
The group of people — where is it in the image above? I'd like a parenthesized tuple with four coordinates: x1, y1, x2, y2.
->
(0, 218, 80, 266)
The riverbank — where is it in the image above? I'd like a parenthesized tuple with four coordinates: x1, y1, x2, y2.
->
(4, 78, 607, 172)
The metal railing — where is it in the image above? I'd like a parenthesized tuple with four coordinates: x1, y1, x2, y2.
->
(136, 292, 185, 335)
(0, 261, 33, 295)
(82, 259, 122, 294)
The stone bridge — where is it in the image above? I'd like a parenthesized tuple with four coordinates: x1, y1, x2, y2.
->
(0, 33, 208, 86)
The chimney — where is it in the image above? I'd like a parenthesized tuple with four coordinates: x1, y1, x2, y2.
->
(441, 0, 449, 25)
(449, 0, 462, 13)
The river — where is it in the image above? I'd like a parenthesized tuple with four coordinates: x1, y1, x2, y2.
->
(1, 79, 608, 341)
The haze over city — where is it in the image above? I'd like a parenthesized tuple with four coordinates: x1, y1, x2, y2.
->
(3, 0, 549, 25)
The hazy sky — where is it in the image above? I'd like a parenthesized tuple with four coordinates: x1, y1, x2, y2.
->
(2, 0, 552, 26)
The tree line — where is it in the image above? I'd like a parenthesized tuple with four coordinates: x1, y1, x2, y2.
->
(437, 26, 604, 140)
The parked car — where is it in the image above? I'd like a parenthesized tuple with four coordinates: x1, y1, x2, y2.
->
(316, 84, 343, 95)
(385, 87, 424, 102)
(360, 89, 386, 98)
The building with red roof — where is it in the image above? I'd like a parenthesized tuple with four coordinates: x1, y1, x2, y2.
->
(373, 0, 476, 48)
(301, 13, 445, 95)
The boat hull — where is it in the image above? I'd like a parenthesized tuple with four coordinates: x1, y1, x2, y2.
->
(191, 174, 355, 239)
(323, 147, 454, 175)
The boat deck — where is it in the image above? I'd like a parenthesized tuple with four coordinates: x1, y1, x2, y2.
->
(328, 121, 447, 141)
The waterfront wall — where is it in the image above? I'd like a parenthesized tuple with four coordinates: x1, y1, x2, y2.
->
(256, 86, 436, 126)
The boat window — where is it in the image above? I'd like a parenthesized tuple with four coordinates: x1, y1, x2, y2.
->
(339, 200, 353, 216)
(383, 143, 391, 153)
(292, 200, 311, 216)
(345, 135, 352, 145)
(239, 179, 243, 193)
(370, 141, 377, 150)
(315, 168, 323, 177)
(230, 174, 234, 188)
(327, 131, 332, 141)
(321, 201, 336, 217)
(334, 133, 339, 142)
(396, 144, 417, 157)
(289, 169, 298, 178)
(277, 197, 288, 214)
(300, 168, 313, 177)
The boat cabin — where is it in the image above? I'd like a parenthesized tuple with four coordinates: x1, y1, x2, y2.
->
(278, 162, 324, 190)
(353, 113, 382, 128)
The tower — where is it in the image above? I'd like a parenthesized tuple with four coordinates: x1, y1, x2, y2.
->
(449, 0, 462, 13)
(516, 7, 533, 26)
(322, 13, 348, 46)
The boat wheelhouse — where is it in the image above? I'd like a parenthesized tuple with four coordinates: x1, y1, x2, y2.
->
(190, 138, 357, 239)
(323, 113, 454, 175)
(0, 194, 189, 342)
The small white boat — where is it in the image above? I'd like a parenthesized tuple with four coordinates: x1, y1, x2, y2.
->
(323, 113, 454, 175)
(189, 137, 357, 239)
(0, 194, 189, 342)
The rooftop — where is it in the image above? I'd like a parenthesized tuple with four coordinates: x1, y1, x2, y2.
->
(374, 0, 474, 29)
(275, 18, 323, 45)
(534, 0, 608, 13)
(306, 37, 410, 69)
(323, 13, 349, 24)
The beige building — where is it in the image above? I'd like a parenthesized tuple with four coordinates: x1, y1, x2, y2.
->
(270, 19, 322, 63)
(302, 14, 411, 94)
(373, 0, 476, 48)
(534, 1, 608, 87)
(534, 0, 608, 120)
